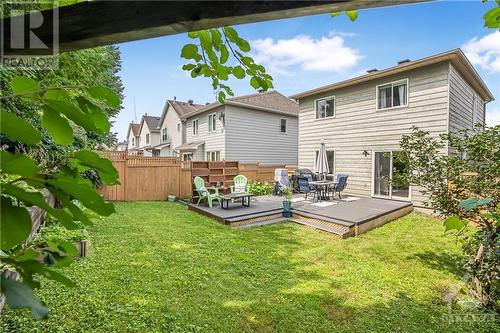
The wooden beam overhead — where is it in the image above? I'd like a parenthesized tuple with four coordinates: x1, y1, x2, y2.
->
(1, 0, 428, 56)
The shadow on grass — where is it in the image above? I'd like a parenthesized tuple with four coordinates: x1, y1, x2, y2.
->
(408, 251, 464, 277)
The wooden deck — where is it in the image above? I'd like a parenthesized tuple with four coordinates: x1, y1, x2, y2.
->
(188, 195, 413, 238)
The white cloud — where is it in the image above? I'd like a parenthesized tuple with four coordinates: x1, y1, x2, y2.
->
(486, 107, 500, 126)
(462, 31, 500, 73)
(251, 32, 362, 75)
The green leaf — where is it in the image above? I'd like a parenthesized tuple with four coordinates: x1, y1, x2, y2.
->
(198, 30, 213, 52)
(330, 11, 341, 17)
(86, 86, 120, 108)
(182, 64, 196, 70)
(71, 150, 119, 185)
(236, 39, 250, 52)
(181, 44, 199, 59)
(217, 91, 226, 104)
(11, 76, 41, 99)
(0, 276, 49, 319)
(76, 97, 110, 134)
(42, 105, 73, 145)
(223, 26, 239, 42)
(1, 184, 77, 229)
(44, 89, 71, 102)
(46, 239, 78, 256)
(220, 44, 229, 64)
(250, 76, 260, 89)
(0, 196, 32, 251)
(0, 110, 42, 146)
(47, 176, 115, 216)
(345, 10, 358, 21)
(45, 100, 96, 132)
(50, 188, 93, 226)
(232, 66, 245, 79)
(484, 6, 500, 28)
(443, 215, 467, 232)
(0, 151, 40, 177)
(42, 268, 76, 287)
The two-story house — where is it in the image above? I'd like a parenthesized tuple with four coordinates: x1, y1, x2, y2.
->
(177, 90, 299, 164)
(137, 114, 161, 156)
(290, 49, 494, 208)
(153, 99, 203, 157)
(126, 122, 140, 153)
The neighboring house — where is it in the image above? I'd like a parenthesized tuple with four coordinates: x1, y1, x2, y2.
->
(155, 99, 203, 157)
(290, 49, 493, 208)
(137, 114, 161, 156)
(178, 91, 299, 164)
(115, 141, 128, 151)
(126, 122, 140, 153)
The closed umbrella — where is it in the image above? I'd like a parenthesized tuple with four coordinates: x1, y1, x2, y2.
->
(315, 140, 330, 180)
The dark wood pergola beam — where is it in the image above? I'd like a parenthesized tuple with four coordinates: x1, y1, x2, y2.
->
(1, 0, 428, 56)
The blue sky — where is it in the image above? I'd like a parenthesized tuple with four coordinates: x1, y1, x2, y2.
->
(113, 0, 500, 139)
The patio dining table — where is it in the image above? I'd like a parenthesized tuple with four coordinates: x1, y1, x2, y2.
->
(309, 180, 338, 202)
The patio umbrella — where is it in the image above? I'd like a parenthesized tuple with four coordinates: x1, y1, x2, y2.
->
(315, 140, 330, 180)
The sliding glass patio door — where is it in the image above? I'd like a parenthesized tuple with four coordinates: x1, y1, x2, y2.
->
(373, 151, 410, 200)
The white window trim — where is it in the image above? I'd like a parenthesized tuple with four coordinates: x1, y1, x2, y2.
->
(314, 95, 336, 120)
(208, 113, 217, 133)
(370, 150, 412, 202)
(192, 118, 199, 136)
(145, 133, 150, 145)
(280, 118, 287, 133)
(375, 78, 409, 111)
(314, 149, 335, 177)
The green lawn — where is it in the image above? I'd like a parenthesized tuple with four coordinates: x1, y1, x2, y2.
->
(1, 202, 498, 333)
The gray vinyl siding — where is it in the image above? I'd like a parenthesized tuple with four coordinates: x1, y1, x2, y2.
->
(448, 63, 485, 138)
(185, 106, 225, 160)
(298, 62, 450, 208)
(224, 105, 298, 164)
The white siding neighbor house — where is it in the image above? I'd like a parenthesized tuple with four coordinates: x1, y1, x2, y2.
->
(126, 123, 140, 153)
(154, 99, 203, 157)
(178, 91, 299, 164)
(290, 49, 494, 208)
(137, 115, 161, 156)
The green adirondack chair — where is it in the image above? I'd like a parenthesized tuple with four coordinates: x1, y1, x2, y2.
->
(193, 176, 221, 208)
(230, 175, 249, 194)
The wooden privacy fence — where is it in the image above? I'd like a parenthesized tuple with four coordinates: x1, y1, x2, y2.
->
(99, 152, 192, 201)
(239, 162, 297, 182)
(99, 152, 297, 201)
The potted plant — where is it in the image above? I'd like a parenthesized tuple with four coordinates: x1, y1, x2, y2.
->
(281, 186, 293, 218)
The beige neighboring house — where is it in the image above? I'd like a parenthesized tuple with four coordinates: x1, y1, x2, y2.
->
(178, 91, 299, 164)
(290, 49, 494, 209)
(153, 99, 203, 157)
(137, 114, 161, 156)
(126, 123, 140, 154)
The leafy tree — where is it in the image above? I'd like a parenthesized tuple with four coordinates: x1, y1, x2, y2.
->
(399, 126, 499, 311)
(0, 76, 120, 318)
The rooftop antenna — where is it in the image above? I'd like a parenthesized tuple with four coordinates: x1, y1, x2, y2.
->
(133, 97, 137, 123)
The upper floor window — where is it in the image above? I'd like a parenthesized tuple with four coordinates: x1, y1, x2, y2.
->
(208, 114, 217, 132)
(131, 137, 135, 146)
(177, 123, 181, 132)
(377, 79, 408, 110)
(145, 133, 150, 144)
(315, 97, 335, 119)
(192, 119, 199, 136)
(162, 128, 168, 142)
(280, 118, 287, 133)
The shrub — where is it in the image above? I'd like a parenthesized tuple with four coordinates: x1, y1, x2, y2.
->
(248, 181, 274, 196)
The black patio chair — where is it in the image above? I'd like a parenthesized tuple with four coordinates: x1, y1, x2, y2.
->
(297, 177, 316, 200)
(330, 174, 348, 199)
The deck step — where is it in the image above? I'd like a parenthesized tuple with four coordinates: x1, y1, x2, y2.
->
(235, 217, 287, 228)
(228, 212, 284, 227)
(225, 209, 282, 223)
(291, 209, 353, 227)
(289, 216, 351, 238)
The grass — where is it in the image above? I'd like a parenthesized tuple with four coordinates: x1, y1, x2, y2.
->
(1, 202, 499, 332)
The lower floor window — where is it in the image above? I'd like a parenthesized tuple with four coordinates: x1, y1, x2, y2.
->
(182, 153, 193, 161)
(152, 150, 160, 157)
(206, 151, 220, 161)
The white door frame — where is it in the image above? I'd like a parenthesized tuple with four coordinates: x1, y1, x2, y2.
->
(371, 150, 412, 202)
